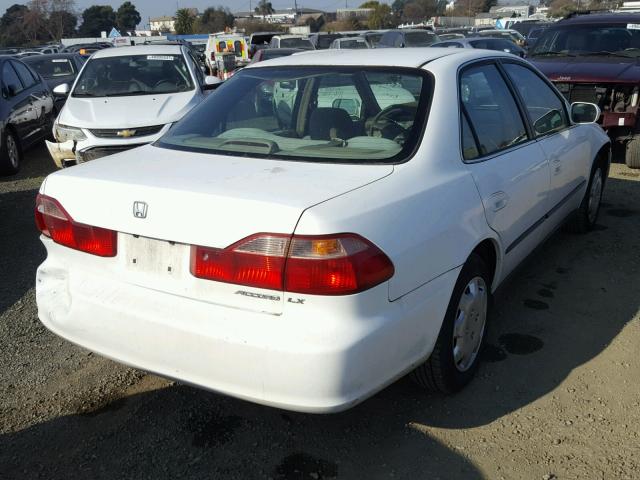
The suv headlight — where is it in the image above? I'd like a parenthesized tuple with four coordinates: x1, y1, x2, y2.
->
(54, 124, 86, 142)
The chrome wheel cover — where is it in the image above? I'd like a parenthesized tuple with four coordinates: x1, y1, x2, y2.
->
(452, 276, 488, 372)
(6, 134, 19, 169)
(587, 169, 603, 224)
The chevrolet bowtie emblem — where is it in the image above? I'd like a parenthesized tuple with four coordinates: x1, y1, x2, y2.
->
(117, 129, 136, 138)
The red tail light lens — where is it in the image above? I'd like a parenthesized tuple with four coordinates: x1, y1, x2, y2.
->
(191, 233, 394, 295)
(35, 194, 117, 257)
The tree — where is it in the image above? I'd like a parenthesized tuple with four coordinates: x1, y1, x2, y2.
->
(368, 3, 393, 28)
(28, 0, 78, 41)
(116, 1, 140, 32)
(196, 6, 234, 33)
(78, 5, 115, 36)
(174, 8, 194, 34)
(254, 0, 275, 15)
(0, 4, 31, 46)
(547, 0, 577, 17)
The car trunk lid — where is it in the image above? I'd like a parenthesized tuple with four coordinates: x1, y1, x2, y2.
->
(41, 144, 393, 314)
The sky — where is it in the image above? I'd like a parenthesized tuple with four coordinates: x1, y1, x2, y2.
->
(0, 0, 391, 28)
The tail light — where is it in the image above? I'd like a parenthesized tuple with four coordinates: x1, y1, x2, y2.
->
(191, 233, 394, 295)
(35, 194, 117, 257)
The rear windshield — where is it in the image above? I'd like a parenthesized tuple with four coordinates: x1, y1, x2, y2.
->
(366, 33, 383, 46)
(405, 31, 438, 46)
(158, 67, 430, 164)
(72, 54, 194, 97)
(281, 38, 313, 49)
(531, 23, 640, 56)
(26, 58, 75, 78)
(340, 39, 368, 49)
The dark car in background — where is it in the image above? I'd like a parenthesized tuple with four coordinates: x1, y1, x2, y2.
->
(251, 48, 303, 63)
(23, 53, 85, 110)
(309, 33, 344, 49)
(431, 37, 525, 57)
(249, 31, 280, 58)
(0, 56, 55, 175)
(529, 13, 640, 168)
(377, 29, 440, 48)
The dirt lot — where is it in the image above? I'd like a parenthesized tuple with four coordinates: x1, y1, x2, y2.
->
(0, 146, 639, 480)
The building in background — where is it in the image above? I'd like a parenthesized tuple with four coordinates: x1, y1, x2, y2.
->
(336, 8, 374, 21)
(150, 16, 176, 33)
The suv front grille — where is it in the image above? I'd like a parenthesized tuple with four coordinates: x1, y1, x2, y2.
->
(568, 84, 599, 104)
(89, 125, 164, 138)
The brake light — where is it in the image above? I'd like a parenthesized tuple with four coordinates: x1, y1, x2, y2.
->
(35, 194, 117, 257)
(191, 233, 393, 295)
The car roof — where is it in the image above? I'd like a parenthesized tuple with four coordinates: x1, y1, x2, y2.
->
(22, 53, 80, 61)
(558, 12, 640, 24)
(247, 48, 504, 69)
(90, 44, 183, 58)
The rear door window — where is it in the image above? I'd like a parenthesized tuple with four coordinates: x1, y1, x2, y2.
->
(460, 64, 528, 157)
(2, 62, 24, 96)
(502, 63, 569, 137)
(11, 61, 37, 89)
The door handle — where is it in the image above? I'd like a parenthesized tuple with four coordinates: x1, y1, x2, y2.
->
(489, 191, 508, 212)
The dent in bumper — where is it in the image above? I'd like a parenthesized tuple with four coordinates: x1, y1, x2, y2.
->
(45, 140, 75, 168)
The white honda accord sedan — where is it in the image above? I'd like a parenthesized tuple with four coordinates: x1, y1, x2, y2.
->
(35, 49, 610, 412)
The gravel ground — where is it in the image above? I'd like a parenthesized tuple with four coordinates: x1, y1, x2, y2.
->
(0, 147, 639, 480)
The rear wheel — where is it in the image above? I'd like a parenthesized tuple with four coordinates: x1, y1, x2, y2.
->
(564, 162, 604, 234)
(0, 129, 21, 176)
(625, 136, 640, 169)
(412, 254, 490, 393)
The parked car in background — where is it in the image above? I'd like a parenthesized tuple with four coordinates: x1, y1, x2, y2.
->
(14, 51, 43, 58)
(36, 49, 609, 413)
(309, 33, 344, 49)
(46, 45, 219, 168)
(0, 56, 55, 175)
(251, 48, 303, 63)
(269, 35, 315, 50)
(438, 33, 466, 41)
(377, 29, 440, 48)
(23, 53, 86, 110)
(473, 29, 527, 48)
(360, 31, 385, 48)
(63, 42, 113, 58)
(249, 31, 280, 58)
(529, 12, 640, 168)
(431, 37, 525, 57)
(330, 37, 370, 49)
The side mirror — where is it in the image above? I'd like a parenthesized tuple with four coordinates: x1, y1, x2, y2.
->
(399, 42, 405, 48)
(203, 75, 223, 90)
(53, 83, 70, 96)
(570, 102, 600, 124)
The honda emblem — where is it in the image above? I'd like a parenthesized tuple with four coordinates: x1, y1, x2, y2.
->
(133, 201, 148, 219)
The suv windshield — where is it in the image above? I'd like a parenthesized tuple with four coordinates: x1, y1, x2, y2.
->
(530, 23, 640, 56)
(26, 57, 75, 78)
(158, 67, 429, 163)
(72, 54, 194, 97)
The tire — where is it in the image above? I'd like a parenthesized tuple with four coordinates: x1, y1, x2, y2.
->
(625, 136, 640, 169)
(412, 253, 490, 394)
(563, 162, 604, 234)
(0, 128, 21, 176)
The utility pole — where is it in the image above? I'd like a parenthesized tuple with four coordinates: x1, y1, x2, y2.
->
(294, 0, 298, 14)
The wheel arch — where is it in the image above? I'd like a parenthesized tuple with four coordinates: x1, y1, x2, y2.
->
(593, 141, 611, 181)
(468, 237, 501, 292)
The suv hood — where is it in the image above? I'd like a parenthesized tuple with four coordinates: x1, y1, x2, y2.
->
(41, 144, 394, 249)
(531, 56, 640, 83)
(58, 91, 198, 129)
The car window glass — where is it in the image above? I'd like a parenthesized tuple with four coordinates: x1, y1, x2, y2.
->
(12, 61, 37, 89)
(2, 62, 24, 95)
(394, 33, 404, 47)
(159, 67, 429, 163)
(503, 63, 568, 136)
(460, 64, 527, 156)
(27, 58, 75, 78)
(317, 74, 364, 119)
(461, 113, 479, 160)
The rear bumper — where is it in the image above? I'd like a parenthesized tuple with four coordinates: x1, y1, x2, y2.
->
(36, 237, 458, 413)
